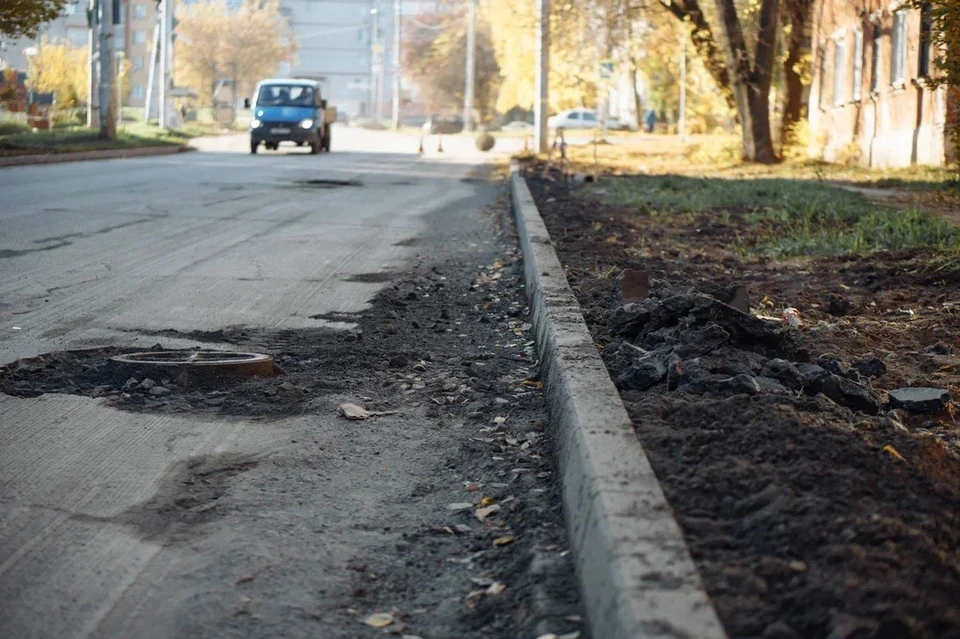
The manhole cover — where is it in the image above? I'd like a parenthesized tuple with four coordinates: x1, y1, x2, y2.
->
(293, 179, 363, 189)
(111, 351, 279, 381)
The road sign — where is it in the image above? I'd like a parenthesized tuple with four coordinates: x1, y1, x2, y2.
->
(599, 60, 616, 81)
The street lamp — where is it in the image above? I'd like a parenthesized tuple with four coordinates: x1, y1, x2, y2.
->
(115, 51, 125, 129)
(24, 46, 37, 105)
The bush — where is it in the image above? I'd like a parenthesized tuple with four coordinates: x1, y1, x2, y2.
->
(685, 134, 742, 166)
(0, 121, 30, 136)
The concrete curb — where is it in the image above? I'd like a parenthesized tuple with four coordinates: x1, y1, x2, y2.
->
(0, 144, 191, 168)
(510, 163, 727, 639)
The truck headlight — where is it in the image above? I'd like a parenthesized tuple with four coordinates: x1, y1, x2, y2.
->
(250, 119, 262, 129)
(299, 119, 314, 129)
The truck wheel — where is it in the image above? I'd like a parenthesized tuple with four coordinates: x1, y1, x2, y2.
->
(322, 126, 331, 152)
(250, 139, 258, 154)
(296, 141, 304, 147)
(309, 137, 319, 154)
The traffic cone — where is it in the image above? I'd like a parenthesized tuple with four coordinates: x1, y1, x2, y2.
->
(418, 134, 424, 154)
(523, 136, 529, 152)
(437, 134, 444, 153)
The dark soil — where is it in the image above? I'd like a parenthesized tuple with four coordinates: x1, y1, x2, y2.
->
(528, 172, 960, 639)
(0, 189, 585, 639)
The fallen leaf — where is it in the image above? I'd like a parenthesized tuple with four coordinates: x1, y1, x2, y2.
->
(479, 496, 496, 507)
(493, 535, 516, 547)
(464, 482, 481, 491)
(240, 595, 252, 604)
(475, 504, 501, 521)
(486, 581, 506, 595)
(363, 612, 394, 627)
(521, 379, 543, 389)
(883, 444, 906, 462)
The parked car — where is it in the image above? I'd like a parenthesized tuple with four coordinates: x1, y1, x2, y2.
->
(501, 120, 534, 131)
(547, 108, 599, 130)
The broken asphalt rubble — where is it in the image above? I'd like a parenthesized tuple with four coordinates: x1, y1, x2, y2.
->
(606, 273, 950, 416)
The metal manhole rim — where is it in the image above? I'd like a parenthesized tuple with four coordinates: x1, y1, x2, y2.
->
(110, 350, 276, 371)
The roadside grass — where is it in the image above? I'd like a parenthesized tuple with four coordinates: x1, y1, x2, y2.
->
(0, 121, 224, 156)
(587, 174, 960, 260)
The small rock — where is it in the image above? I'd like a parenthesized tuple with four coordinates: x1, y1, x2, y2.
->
(760, 359, 806, 391)
(149, 386, 171, 397)
(138, 378, 157, 390)
(816, 357, 845, 376)
(494, 397, 510, 406)
(343, 333, 358, 343)
(923, 342, 952, 356)
(825, 293, 855, 317)
(817, 374, 881, 414)
(413, 363, 427, 373)
(797, 364, 829, 387)
(440, 309, 451, 320)
(617, 354, 667, 391)
(279, 381, 297, 393)
(122, 377, 139, 390)
(755, 376, 789, 394)
(406, 292, 418, 301)
(851, 356, 886, 378)
(619, 269, 650, 303)
(389, 355, 409, 369)
(888, 387, 951, 414)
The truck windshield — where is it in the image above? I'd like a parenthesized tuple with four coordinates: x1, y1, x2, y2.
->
(256, 85, 314, 107)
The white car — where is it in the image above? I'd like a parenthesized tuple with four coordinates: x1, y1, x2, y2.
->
(547, 108, 599, 130)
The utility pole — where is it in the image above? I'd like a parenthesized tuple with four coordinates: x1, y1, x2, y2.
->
(463, 0, 476, 132)
(369, 5, 379, 119)
(97, 0, 116, 138)
(678, 37, 686, 141)
(158, 0, 170, 129)
(87, 0, 98, 127)
(534, 0, 549, 153)
(391, 0, 401, 129)
(144, 20, 159, 121)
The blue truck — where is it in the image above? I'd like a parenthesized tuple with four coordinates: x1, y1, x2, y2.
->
(244, 78, 335, 154)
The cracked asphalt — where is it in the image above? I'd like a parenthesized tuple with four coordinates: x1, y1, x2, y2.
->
(0, 129, 582, 638)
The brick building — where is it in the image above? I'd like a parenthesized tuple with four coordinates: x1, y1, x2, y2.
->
(808, 0, 952, 167)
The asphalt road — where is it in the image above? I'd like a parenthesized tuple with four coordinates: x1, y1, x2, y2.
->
(0, 129, 581, 638)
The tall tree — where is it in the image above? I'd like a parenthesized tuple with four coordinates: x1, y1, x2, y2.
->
(0, 0, 68, 39)
(175, 0, 296, 109)
(713, 0, 781, 162)
(781, 0, 813, 143)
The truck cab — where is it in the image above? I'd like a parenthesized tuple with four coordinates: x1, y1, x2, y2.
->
(245, 79, 335, 154)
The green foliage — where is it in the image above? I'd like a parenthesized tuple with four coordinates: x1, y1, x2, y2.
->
(0, 122, 197, 154)
(0, 0, 68, 39)
(587, 174, 960, 257)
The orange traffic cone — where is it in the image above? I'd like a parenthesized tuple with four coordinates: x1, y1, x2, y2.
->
(418, 134, 424, 154)
(437, 134, 444, 153)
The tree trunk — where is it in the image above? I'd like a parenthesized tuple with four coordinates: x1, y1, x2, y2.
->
(714, 0, 781, 163)
(661, 0, 737, 113)
(631, 62, 643, 129)
(781, 0, 811, 142)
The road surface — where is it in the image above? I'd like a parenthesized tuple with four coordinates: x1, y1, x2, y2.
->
(0, 129, 582, 638)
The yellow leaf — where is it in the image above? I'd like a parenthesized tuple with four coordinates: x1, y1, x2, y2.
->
(493, 535, 516, 547)
(882, 445, 906, 462)
(363, 612, 394, 627)
(480, 496, 496, 507)
(521, 379, 543, 389)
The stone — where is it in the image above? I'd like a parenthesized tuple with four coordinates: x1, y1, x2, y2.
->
(816, 357, 845, 376)
(755, 376, 789, 394)
(824, 293, 855, 317)
(617, 354, 667, 391)
(138, 378, 157, 390)
(763, 622, 801, 639)
(797, 364, 829, 388)
(817, 374, 881, 414)
(852, 356, 886, 379)
(388, 355, 409, 369)
(674, 324, 731, 359)
(122, 377, 139, 390)
(619, 269, 650, 304)
(149, 386, 171, 397)
(760, 359, 806, 391)
(279, 381, 297, 393)
(888, 387, 951, 414)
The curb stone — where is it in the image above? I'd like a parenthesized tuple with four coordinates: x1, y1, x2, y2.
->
(0, 144, 191, 168)
(509, 162, 727, 639)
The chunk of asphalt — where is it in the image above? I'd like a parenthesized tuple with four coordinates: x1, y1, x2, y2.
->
(888, 387, 951, 414)
(510, 164, 726, 639)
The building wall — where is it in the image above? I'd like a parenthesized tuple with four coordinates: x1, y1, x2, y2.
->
(809, 0, 947, 168)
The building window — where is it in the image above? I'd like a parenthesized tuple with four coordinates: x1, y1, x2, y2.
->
(133, 4, 147, 19)
(919, 4, 932, 77)
(891, 9, 907, 85)
(133, 30, 146, 44)
(852, 30, 863, 101)
(871, 26, 882, 93)
(131, 84, 145, 99)
(833, 35, 847, 106)
(132, 56, 144, 70)
(117, 4, 125, 25)
(68, 30, 87, 45)
(818, 45, 829, 109)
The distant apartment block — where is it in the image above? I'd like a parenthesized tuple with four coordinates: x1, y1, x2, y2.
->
(809, 0, 953, 167)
